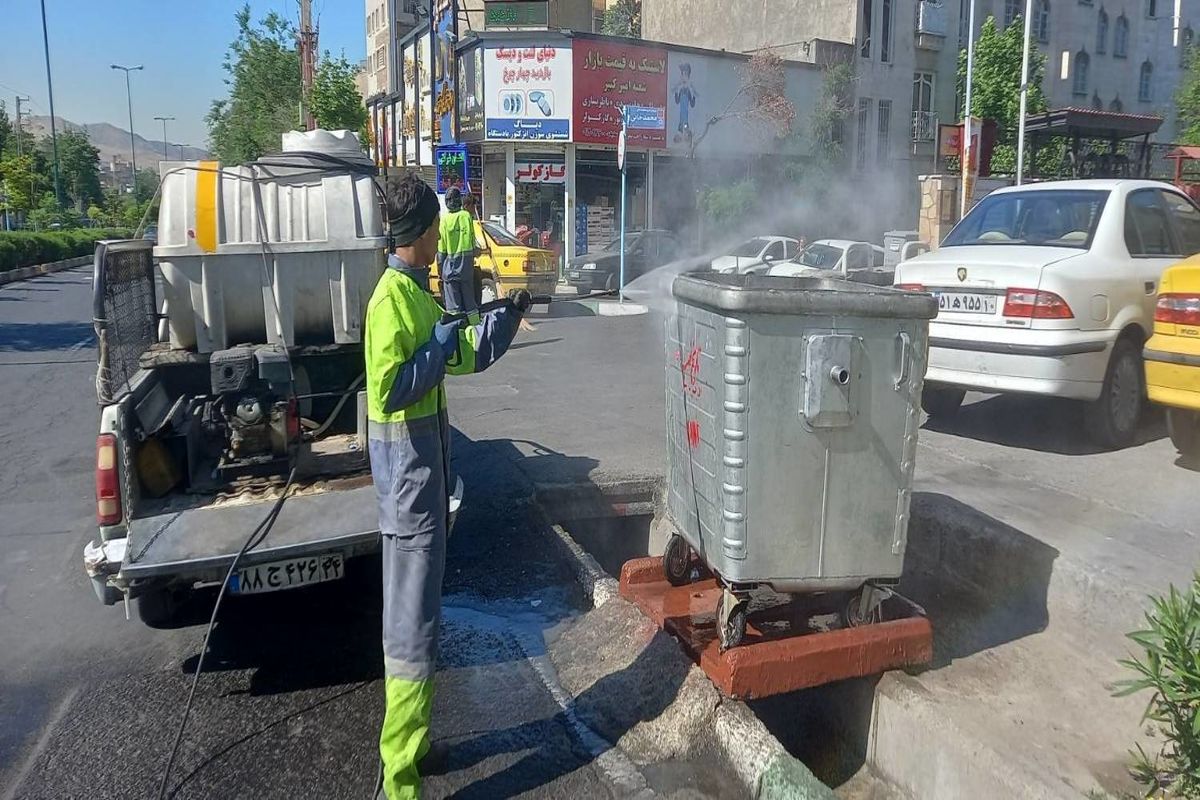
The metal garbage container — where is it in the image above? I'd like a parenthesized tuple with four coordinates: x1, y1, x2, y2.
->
(664, 273, 937, 648)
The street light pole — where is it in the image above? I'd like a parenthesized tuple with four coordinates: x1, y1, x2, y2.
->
(175, 143, 190, 160)
(40, 0, 63, 208)
(1016, 0, 1035, 185)
(111, 64, 144, 195)
(961, 0, 977, 218)
(154, 115, 174, 160)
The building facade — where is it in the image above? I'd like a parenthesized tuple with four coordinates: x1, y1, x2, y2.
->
(365, 14, 830, 264)
(643, 0, 963, 175)
(962, 0, 1197, 141)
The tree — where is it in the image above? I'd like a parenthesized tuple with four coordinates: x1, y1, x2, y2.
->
(206, 5, 302, 163)
(55, 129, 102, 212)
(601, 0, 641, 37)
(1176, 46, 1200, 144)
(810, 63, 854, 163)
(310, 52, 369, 135)
(956, 16, 1048, 174)
(687, 52, 795, 158)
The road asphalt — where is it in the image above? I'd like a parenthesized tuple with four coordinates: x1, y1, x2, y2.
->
(0, 270, 727, 800)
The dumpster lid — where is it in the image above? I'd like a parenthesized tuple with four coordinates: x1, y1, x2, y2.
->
(672, 273, 938, 319)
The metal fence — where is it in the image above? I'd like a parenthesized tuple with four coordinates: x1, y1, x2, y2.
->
(93, 239, 157, 405)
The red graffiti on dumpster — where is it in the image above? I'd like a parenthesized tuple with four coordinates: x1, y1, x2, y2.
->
(673, 345, 702, 398)
(686, 419, 701, 450)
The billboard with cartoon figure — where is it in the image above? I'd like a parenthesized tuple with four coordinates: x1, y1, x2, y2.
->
(664, 50, 819, 156)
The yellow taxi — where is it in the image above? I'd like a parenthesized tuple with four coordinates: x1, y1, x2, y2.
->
(430, 220, 559, 305)
(1145, 257, 1200, 458)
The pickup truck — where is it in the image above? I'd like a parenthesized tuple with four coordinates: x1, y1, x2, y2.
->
(82, 130, 460, 625)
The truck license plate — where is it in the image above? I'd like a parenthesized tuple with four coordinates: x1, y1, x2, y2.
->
(231, 553, 345, 595)
(936, 292, 996, 314)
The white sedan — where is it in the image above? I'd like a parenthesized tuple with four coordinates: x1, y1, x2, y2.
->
(763, 239, 889, 283)
(710, 236, 800, 273)
(895, 179, 1200, 447)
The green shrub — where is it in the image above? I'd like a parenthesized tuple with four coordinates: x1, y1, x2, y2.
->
(1114, 572, 1200, 798)
(0, 228, 133, 272)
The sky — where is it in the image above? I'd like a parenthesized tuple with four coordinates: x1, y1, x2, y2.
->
(0, 0, 367, 150)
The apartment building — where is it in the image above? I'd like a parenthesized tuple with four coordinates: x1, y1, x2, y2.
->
(363, 0, 607, 101)
(643, 0, 962, 175)
(962, 0, 1197, 140)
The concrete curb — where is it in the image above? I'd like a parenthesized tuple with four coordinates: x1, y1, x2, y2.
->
(0, 255, 91, 286)
(542, 519, 833, 800)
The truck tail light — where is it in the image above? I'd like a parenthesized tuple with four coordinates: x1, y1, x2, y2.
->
(1156, 293, 1200, 326)
(1003, 288, 1074, 319)
(96, 434, 122, 526)
(895, 283, 926, 292)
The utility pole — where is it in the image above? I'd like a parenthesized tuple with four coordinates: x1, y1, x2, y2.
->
(153, 115, 174, 160)
(111, 64, 143, 196)
(40, 0, 63, 208)
(299, 0, 318, 130)
(1015, 0, 1034, 185)
(960, 0, 976, 218)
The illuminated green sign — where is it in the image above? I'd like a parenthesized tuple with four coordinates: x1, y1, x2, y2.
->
(484, 1, 548, 28)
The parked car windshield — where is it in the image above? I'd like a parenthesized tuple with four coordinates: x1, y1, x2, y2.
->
(942, 189, 1109, 249)
(728, 237, 769, 257)
(604, 232, 642, 252)
(798, 244, 843, 268)
(481, 222, 523, 247)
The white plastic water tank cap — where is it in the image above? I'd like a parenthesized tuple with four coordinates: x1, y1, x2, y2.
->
(281, 129, 363, 155)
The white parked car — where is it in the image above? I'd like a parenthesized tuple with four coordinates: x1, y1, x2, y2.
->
(710, 236, 801, 273)
(894, 179, 1200, 447)
(763, 240, 891, 284)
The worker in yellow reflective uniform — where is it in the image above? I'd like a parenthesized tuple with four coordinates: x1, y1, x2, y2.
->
(365, 173, 529, 799)
(437, 186, 478, 316)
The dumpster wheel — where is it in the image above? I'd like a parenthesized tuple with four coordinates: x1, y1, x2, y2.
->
(717, 588, 748, 651)
(844, 584, 889, 628)
(663, 533, 692, 586)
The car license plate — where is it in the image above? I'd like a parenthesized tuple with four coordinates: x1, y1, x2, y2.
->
(231, 553, 345, 595)
(936, 292, 996, 314)
(569, 270, 582, 279)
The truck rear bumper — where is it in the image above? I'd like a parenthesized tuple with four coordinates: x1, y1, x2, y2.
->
(120, 482, 382, 581)
(100, 477, 462, 588)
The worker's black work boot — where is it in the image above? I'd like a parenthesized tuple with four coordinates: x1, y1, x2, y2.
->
(417, 739, 451, 777)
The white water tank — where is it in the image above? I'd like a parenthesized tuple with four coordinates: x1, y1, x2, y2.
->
(156, 129, 386, 354)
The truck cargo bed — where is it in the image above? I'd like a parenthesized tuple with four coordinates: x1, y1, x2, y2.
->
(121, 482, 380, 580)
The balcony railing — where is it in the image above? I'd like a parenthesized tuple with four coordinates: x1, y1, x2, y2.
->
(912, 110, 938, 143)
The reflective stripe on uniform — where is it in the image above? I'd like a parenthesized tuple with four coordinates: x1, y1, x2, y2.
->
(380, 674, 434, 800)
(368, 415, 442, 442)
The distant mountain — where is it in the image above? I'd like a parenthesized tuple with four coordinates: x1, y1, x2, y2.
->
(25, 116, 210, 169)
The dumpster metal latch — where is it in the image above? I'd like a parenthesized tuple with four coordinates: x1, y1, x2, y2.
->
(801, 334, 858, 428)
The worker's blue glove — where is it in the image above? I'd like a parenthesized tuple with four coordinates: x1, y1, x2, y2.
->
(431, 317, 467, 361)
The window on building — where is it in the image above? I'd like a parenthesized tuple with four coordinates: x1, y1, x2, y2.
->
(1073, 51, 1090, 95)
(881, 0, 894, 62)
(861, 0, 874, 58)
(1146, 0, 1157, 17)
(1140, 60, 1154, 101)
(1110, 95, 1124, 111)
(1115, 14, 1129, 57)
(856, 98, 871, 167)
(1004, 0, 1021, 26)
(877, 99, 892, 162)
(1035, 0, 1050, 42)
(1097, 9, 1108, 53)
(912, 72, 935, 141)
